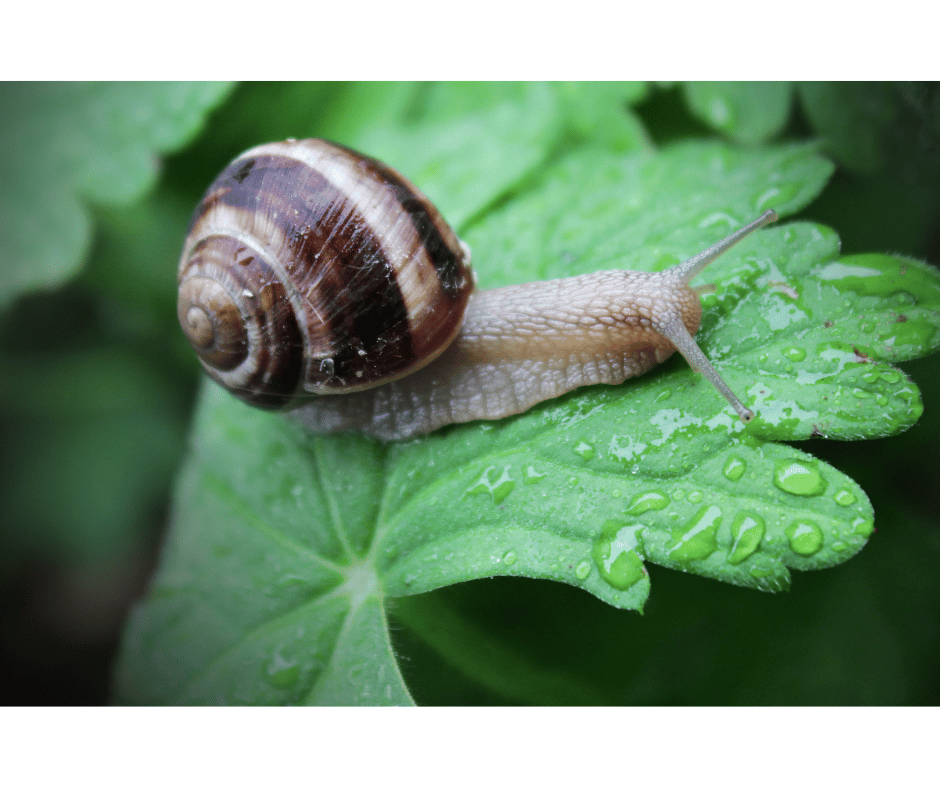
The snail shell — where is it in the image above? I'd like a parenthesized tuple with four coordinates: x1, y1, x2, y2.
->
(177, 138, 474, 409)
(178, 138, 776, 440)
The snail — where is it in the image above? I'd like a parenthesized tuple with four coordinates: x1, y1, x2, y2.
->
(177, 138, 777, 441)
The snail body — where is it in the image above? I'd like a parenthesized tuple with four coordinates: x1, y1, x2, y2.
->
(178, 138, 777, 441)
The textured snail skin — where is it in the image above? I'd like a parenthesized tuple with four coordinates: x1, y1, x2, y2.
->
(178, 138, 776, 441)
(289, 267, 702, 439)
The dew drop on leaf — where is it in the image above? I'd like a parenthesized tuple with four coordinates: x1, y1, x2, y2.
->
(755, 181, 801, 210)
(265, 654, 300, 689)
(501, 549, 518, 566)
(781, 346, 807, 362)
(728, 512, 766, 565)
(575, 559, 592, 581)
(773, 459, 827, 496)
(853, 516, 875, 537)
(879, 368, 902, 384)
(466, 465, 516, 504)
(786, 520, 824, 556)
(592, 521, 647, 591)
(573, 441, 595, 461)
(722, 455, 746, 482)
(834, 489, 857, 507)
(626, 490, 669, 515)
(523, 465, 546, 485)
(669, 505, 722, 564)
(817, 255, 940, 302)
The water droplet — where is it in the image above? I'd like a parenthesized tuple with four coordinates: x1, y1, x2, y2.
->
(266, 654, 300, 689)
(575, 560, 592, 581)
(817, 254, 940, 303)
(875, 394, 889, 406)
(467, 465, 516, 504)
(687, 490, 703, 503)
(523, 465, 547, 485)
(655, 389, 672, 403)
(879, 368, 902, 384)
(834, 489, 857, 506)
(573, 441, 595, 461)
(502, 549, 518, 566)
(853, 516, 875, 538)
(773, 459, 827, 496)
(669, 505, 722, 563)
(749, 566, 774, 579)
(831, 542, 848, 553)
(626, 490, 669, 515)
(722, 455, 746, 482)
(786, 520, 824, 556)
(755, 184, 785, 210)
(592, 521, 647, 590)
(728, 512, 766, 565)
(319, 357, 335, 377)
(782, 346, 807, 362)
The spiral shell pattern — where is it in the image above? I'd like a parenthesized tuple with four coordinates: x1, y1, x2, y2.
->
(177, 138, 474, 409)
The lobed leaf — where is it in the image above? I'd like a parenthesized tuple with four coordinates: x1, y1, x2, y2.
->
(111, 129, 940, 704)
(0, 82, 233, 309)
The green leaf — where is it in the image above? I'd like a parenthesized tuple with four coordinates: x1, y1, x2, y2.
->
(114, 390, 413, 705)
(683, 82, 794, 145)
(112, 126, 939, 704)
(0, 185, 204, 560)
(465, 141, 831, 288)
(0, 82, 233, 309)
(728, 249, 935, 441)
(343, 83, 577, 228)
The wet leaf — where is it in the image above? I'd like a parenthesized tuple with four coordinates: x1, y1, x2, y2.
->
(111, 119, 940, 704)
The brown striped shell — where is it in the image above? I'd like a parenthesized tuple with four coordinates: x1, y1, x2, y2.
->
(177, 139, 475, 410)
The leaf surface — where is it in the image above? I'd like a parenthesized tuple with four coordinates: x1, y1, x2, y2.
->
(0, 82, 233, 309)
(683, 82, 794, 145)
(111, 127, 940, 704)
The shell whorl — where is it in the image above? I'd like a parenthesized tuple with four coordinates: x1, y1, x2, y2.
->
(177, 138, 475, 409)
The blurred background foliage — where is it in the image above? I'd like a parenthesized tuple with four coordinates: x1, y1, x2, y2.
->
(0, 82, 937, 704)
